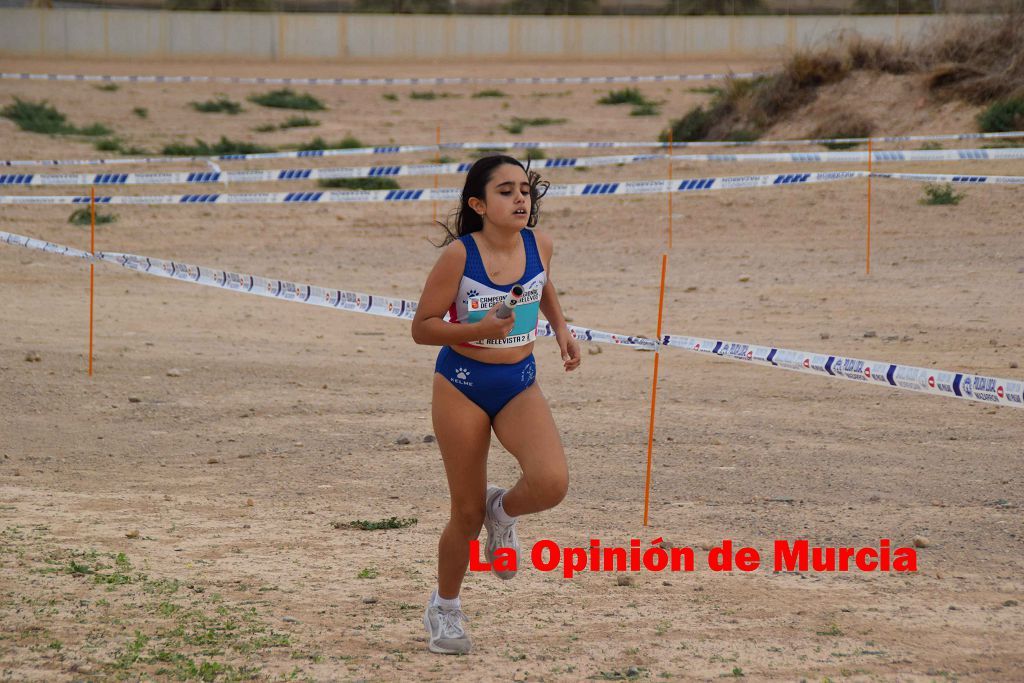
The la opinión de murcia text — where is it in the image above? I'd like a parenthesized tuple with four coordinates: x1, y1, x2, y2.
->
(469, 538, 918, 577)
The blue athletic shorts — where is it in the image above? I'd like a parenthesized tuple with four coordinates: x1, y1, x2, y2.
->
(435, 346, 536, 420)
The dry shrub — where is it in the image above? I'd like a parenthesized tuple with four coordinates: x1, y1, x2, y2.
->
(844, 33, 917, 74)
(785, 50, 851, 89)
(663, 11, 1023, 143)
(920, 14, 1024, 103)
(810, 112, 875, 148)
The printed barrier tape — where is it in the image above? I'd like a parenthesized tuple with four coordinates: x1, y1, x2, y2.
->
(869, 172, 1024, 185)
(3, 229, 1020, 409)
(5, 171, 1024, 205)
(4, 131, 1024, 168)
(0, 70, 757, 87)
(0, 172, 867, 205)
(655, 334, 1024, 409)
(0, 153, 663, 187)
(5, 148, 1024, 188)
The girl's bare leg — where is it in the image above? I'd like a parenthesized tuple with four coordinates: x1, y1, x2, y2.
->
(432, 373, 492, 599)
(491, 382, 569, 517)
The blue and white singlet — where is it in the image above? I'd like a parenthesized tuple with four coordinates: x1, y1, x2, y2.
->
(448, 229, 546, 348)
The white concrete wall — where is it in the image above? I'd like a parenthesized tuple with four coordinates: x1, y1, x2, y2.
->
(0, 8, 952, 62)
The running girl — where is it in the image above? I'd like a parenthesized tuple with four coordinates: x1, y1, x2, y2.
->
(411, 155, 581, 655)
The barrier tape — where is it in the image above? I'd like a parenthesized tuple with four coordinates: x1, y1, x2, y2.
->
(869, 172, 1024, 185)
(5, 171, 1024, 205)
(3, 148, 1022, 188)
(656, 334, 1024, 409)
(0, 172, 866, 204)
(2, 229, 1020, 409)
(0, 153, 663, 187)
(4, 131, 1023, 168)
(0, 70, 757, 87)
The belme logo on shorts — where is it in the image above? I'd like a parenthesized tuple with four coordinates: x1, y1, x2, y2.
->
(928, 376, 936, 388)
(803, 358, 810, 368)
(452, 367, 472, 387)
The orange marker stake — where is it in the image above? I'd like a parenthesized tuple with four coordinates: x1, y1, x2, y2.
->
(643, 253, 668, 526)
(88, 186, 95, 377)
(866, 137, 872, 275)
(667, 130, 673, 250)
(433, 125, 440, 223)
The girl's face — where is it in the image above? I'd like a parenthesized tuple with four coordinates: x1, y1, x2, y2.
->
(471, 163, 531, 232)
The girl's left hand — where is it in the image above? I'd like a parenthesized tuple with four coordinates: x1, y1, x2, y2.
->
(558, 335, 581, 372)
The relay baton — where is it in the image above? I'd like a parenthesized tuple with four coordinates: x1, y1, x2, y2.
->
(495, 285, 525, 319)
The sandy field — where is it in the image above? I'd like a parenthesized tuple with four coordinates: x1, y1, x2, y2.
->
(1, 56, 1023, 682)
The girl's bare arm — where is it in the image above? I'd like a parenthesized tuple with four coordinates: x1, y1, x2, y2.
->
(411, 241, 514, 346)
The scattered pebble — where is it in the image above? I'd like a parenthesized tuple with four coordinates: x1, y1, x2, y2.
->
(282, 616, 299, 623)
(423, 434, 436, 443)
(627, 666, 641, 677)
(662, 581, 672, 586)
(361, 596, 378, 604)
(395, 435, 411, 445)
(868, 495, 881, 502)
(615, 574, 634, 586)
(163, 494, 172, 501)
(884, 335, 899, 342)
(819, 332, 830, 340)
(1011, 361, 1019, 369)
(684, 286, 698, 292)
(293, 441, 303, 448)
(356, 347, 365, 353)
(24, 351, 41, 362)
(738, 275, 751, 283)
(863, 330, 877, 338)
(901, 335, 914, 342)
(913, 535, 930, 548)
(989, 338, 999, 346)
(1004, 599, 1018, 607)
(166, 368, 182, 377)
(125, 529, 140, 539)
(128, 397, 141, 403)
(246, 498, 254, 507)
(588, 345, 602, 355)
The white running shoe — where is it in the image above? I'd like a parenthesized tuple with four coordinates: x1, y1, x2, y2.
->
(423, 591, 471, 655)
(484, 485, 520, 580)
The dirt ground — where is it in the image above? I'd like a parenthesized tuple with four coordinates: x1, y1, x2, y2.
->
(1, 56, 1023, 682)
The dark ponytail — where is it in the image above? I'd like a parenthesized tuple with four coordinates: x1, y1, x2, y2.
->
(437, 154, 549, 246)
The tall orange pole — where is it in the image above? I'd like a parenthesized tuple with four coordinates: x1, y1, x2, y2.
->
(667, 130, 673, 250)
(643, 253, 668, 526)
(89, 186, 95, 377)
(866, 137, 872, 275)
(433, 125, 440, 223)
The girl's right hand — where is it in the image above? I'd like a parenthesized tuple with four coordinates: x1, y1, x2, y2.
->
(475, 305, 516, 341)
